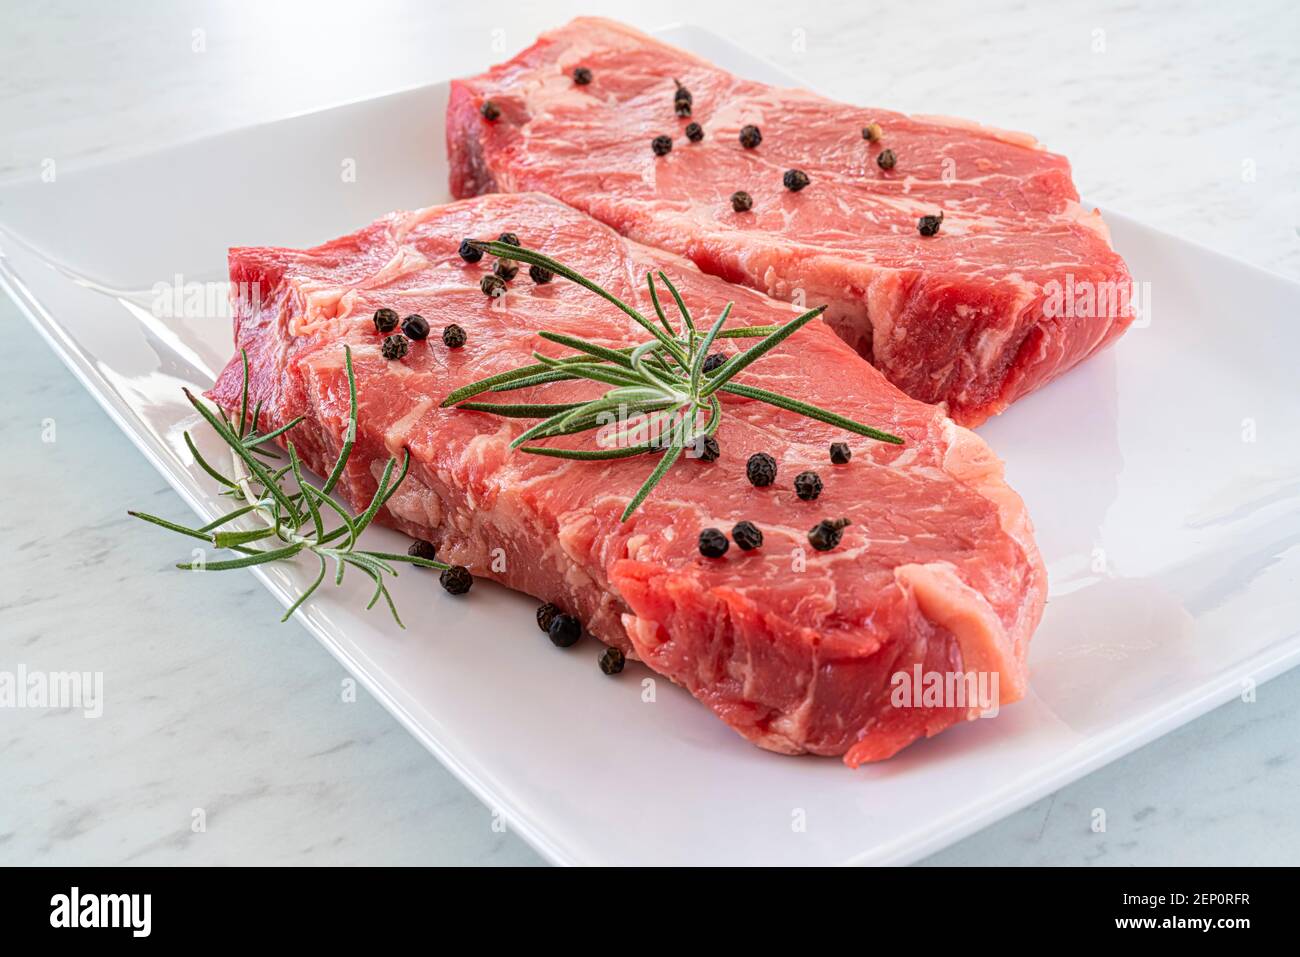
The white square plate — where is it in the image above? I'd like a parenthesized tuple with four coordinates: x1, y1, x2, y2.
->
(3, 25, 1298, 866)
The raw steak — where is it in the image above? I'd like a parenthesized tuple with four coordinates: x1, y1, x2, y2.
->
(209, 192, 1047, 765)
(447, 18, 1134, 426)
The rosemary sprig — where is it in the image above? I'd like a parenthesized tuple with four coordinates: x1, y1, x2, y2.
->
(448, 241, 903, 521)
(130, 345, 452, 627)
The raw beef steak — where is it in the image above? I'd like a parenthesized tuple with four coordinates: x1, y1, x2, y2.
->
(447, 18, 1134, 426)
(209, 192, 1047, 765)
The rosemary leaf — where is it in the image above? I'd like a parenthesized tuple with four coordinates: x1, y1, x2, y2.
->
(177, 542, 304, 571)
(281, 553, 328, 622)
(519, 443, 659, 461)
(700, 305, 827, 396)
(242, 415, 305, 448)
(537, 331, 635, 368)
(645, 272, 677, 339)
(620, 419, 686, 521)
(456, 401, 585, 418)
(691, 302, 732, 395)
(718, 382, 904, 444)
(288, 442, 325, 541)
(655, 271, 697, 335)
(183, 430, 238, 490)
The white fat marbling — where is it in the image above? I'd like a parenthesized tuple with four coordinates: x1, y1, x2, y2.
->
(1, 0, 1297, 865)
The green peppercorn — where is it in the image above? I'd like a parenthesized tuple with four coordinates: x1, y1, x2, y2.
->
(739, 125, 762, 149)
(698, 527, 729, 558)
(439, 565, 474, 594)
(918, 213, 943, 237)
(529, 264, 553, 284)
(443, 324, 467, 348)
(494, 260, 519, 281)
(808, 518, 850, 552)
(652, 135, 673, 156)
(548, 613, 582, 648)
(407, 539, 437, 561)
(746, 452, 777, 487)
(573, 66, 593, 85)
(702, 352, 726, 374)
(783, 169, 810, 192)
(480, 274, 507, 298)
(458, 239, 483, 263)
(732, 521, 763, 551)
(862, 122, 883, 142)
(794, 470, 823, 500)
(830, 442, 852, 464)
(536, 602, 561, 633)
(480, 100, 500, 121)
(877, 148, 897, 170)
(730, 190, 753, 213)
(401, 314, 430, 340)
(693, 435, 720, 462)
(372, 307, 399, 334)
(685, 122, 704, 142)
(598, 647, 626, 675)
(381, 333, 409, 360)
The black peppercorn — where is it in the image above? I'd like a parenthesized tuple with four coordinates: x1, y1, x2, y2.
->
(529, 264, 553, 284)
(498, 232, 520, 247)
(439, 564, 474, 594)
(701, 352, 726, 374)
(730, 190, 753, 213)
(676, 100, 692, 117)
(746, 452, 777, 487)
(443, 323, 467, 348)
(739, 124, 762, 149)
(673, 80, 692, 107)
(480, 100, 500, 121)
(830, 442, 852, 464)
(685, 121, 704, 142)
(698, 527, 729, 558)
(732, 521, 763, 551)
(783, 169, 810, 192)
(407, 539, 437, 561)
(918, 212, 944, 237)
(794, 470, 823, 500)
(862, 122, 883, 142)
(573, 66, 593, 85)
(652, 135, 673, 156)
(808, 518, 850, 552)
(458, 239, 483, 263)
(536, 602, 560, 633)
(548, 613, 582, 648)
(372, 307, 399, 334)
(401, 313, 430, 340)
(381, 333, 409, 361)
(480, 274, 507, 298)
(877, 148, 897, 170)
(494, 260, 519, 281)
(693, 435, 720, 462)
(598, 646, 626, 675)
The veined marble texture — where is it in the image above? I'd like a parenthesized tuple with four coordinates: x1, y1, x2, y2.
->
(1, 0, 1297, 866)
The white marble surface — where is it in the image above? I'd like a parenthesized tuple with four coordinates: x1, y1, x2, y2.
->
(2, 0, 1297, 866)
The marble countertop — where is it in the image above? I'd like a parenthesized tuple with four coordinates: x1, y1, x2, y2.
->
(2, 0, 1297, 866)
